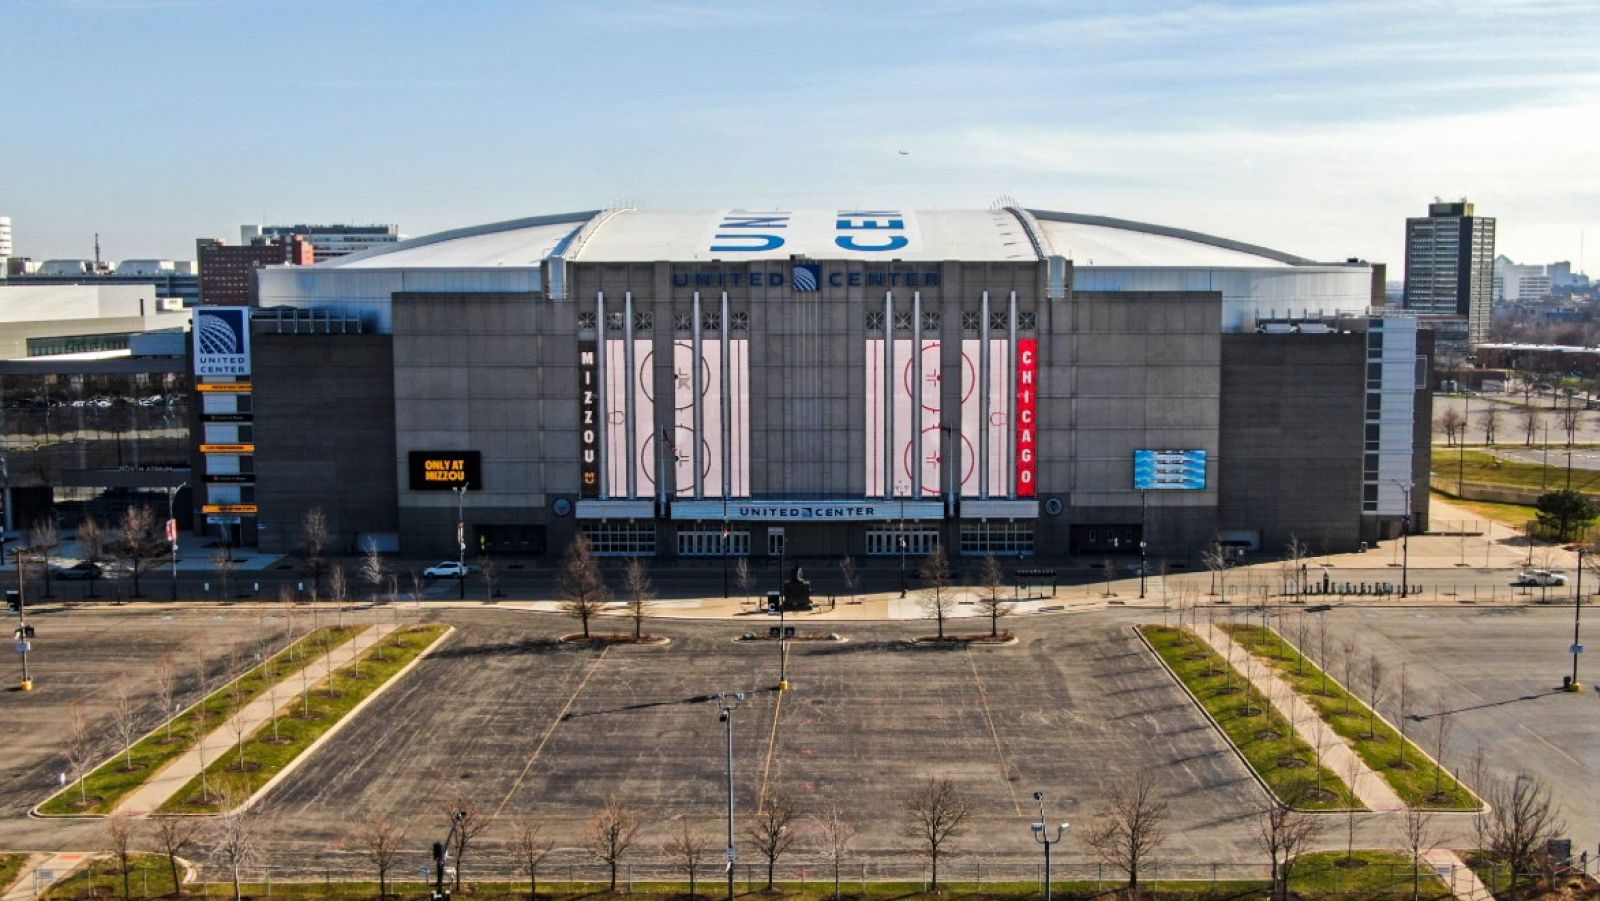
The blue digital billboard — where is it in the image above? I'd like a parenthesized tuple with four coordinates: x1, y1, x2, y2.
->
(1134, 449, 1207, 490)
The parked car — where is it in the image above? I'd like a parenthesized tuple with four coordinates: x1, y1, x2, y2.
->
(423, 561, 470, 579)
(1513, 570, 1567, 587)
(50, 561, 103, 581)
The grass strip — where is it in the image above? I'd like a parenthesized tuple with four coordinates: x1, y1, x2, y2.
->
(1139, 625, 1358, 810)
(160, 624, 449, 813)
(0, 855, 28, 896)
(1433, 447, 1600, 494)
(37, 624, 366, 816)
(1221, 624, 1477, 810)
(42, 851, 1447, 899)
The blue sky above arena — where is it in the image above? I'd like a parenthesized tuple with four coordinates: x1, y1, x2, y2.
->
(5, 0, 1598, 270)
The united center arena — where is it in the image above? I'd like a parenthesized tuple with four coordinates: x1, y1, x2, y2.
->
(207, 207, 1429, 560)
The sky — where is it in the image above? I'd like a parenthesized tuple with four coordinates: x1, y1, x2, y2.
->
(3, 0, 1599, 273)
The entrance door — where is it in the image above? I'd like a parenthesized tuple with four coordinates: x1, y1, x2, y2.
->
(767, 528, 786, 557)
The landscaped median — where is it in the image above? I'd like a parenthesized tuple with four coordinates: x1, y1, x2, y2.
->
(159, 623, 450, 814)
(1138, 625, 1359, 811)
(37, 624, 366, 816)
(0, 854, 28, 896)
(1220, 624, 1479, 810)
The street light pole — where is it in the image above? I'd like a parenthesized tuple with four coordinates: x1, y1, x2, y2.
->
(1139, 490, 1148, 599)
(16, 547, 33, 690)
(453, 485, 467, 600)
(1391, 480, 1412, 598)
(719, 692, 744, 901)
(167, 482, 186, 601)
(1030, 792, 1068, 901)
(722, 495, 729, 599)
(1458, 393, 1469, 496)
(1572, 548, 1585, 692)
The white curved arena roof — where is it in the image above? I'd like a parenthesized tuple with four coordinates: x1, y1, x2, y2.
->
(323, 207, 1322, 270)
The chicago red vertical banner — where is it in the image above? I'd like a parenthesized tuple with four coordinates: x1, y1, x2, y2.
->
(1016, 338, 1037, 497)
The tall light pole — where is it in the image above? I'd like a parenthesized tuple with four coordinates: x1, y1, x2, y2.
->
(1030, 791, 1068, 901)
(1391, 480, 1412, 598)
(14, 546, 34, 691)
(1458, 393, 1470, 496)
(899, 496, 908, 598)
(722, 494, 729, 599)
(718, 692, 744, 901)
(1571, 547, 1585, 692)
(167, 482, 186, 601)
(1139, 489, 1148, 599)
(452, 485, 467, 600)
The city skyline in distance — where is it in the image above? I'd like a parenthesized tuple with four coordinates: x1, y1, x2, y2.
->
(3, 0, 1597, 272)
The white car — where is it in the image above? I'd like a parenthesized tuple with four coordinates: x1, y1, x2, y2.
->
(424, 561, 470, 579)
(1513, 570, 1566, 587)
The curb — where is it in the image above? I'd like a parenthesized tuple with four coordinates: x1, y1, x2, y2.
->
(30, 624, 372, 819)
(1131, 624, 1359, 815)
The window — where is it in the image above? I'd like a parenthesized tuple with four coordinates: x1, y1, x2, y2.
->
(633, 311, 654, 332)
(865, 310, 885, 330)
(1018, 310, 1037, 331)
(731, 310, 749, 331)
(865, 526, 939, 556)
(961, 311, 982, 331)
(893, 311, 913, 331)
(921, 310, 940, 332)
(27, 333, 132, 357)
(989, 312, 1008, 331)
(606, 312, 625, 332)
(674, 312, 694, 332)
(960, 522, 1035, 557)
(581, 521, 656, 556)
(577, 311, 597, 330)
(702, 311, 721, 330)
(677, 529, 750, 556)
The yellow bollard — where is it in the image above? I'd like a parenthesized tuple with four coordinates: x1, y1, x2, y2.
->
(20, 679, 34, 691)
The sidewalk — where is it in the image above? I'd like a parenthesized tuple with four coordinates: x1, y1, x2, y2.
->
(1, 852, 90, 901)
(112, 622, 398, 815)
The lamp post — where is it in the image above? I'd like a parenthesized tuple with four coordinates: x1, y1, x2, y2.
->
(1391, 480, 1412, 598)
(1139, 489, 1148, 599)
(15, 546, 34, 691)
(718, 692, 745, 901)
(452, 485, 467, 600)
(167, 482, 186, 601)
(899, 497, 908, 598)
(1458, 392, 1469, 496)
(777, 603, 789, 691)
(1571, 547, 1585, 692)
(722, 495, 729, 599)
(1030, 791, 1068, 901)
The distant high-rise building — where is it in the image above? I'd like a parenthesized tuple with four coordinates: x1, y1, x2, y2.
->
(0, 216, 12, 258)
(242, 223, 399, 263)
(197, 235, 314, 305)
(1492, 254, 1552, 303)
(1403, 200, 1495, 347)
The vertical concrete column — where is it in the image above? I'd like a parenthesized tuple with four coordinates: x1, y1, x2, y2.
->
(624, 291, 636, 499)
(912, 290, 923, 499)
(596, 290, 608, 499)
(980, 290, 990, 500)
(721, 290, 731, 499)
(692, 291, 703, 500)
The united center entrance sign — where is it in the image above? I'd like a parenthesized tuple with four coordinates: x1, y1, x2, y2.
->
(670, 499, 943, 521)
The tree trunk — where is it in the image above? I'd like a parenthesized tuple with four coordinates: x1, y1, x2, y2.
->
(122, 859, 131, 901)
(990, 609, 997, 637)
(168, 854, 182, 898)
(232, 867, 241, 901)
(931, 855, 938, 892)
(609, 860, 617, 891)
(379, 871, 387, 901)
(689, 869, 695, 899)
(767, 858, 774, 890)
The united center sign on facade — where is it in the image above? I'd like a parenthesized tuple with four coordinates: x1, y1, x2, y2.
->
(192, 307, 252, 376)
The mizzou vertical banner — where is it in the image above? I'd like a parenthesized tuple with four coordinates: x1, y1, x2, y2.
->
(579, 339, 600, 498)
(1016, 338, 1037, 498)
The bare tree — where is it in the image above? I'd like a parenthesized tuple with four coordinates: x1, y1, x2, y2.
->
(1102, 556, 1117, 597)
(63, 697, 94, 806)
(116, 505, 165, 598)
(816, 803, 856, 901)
(1364, 655, 1387, 740)
(916, 543, 955, 640)
(152, 815, 199, 897)
(1479, 405, 1499, 445)
(665, 820, 709, 899)
(479, 554, 500, 601)
(104, 813, 137, 901)
(586, 794, 641, 891)
(301, 507, 330, 600)
(360, 537, 386, 604)
(440, 796, 490, 894)
(156, 652, 180, 742)
(1085, 770, 1169, 893)
(1202, 538, 1231, 599)
(1431, 692, 1454, 799)
(902, 776, 970, 892)
(975, 555, 1012, 638)
(109, 673, 140, 771)
(622, 557, 654, 640)
(736, 556, 755, 606)
(77, 514, 107, 598)
(747, 791, 800, 890)
(350, 817, 407, 900)
(211, 545, 236, 599)
(1474, 772, 1566, 894)
(226, 680, 251, 774)
(1254, 795, 1324, 901)
(1439, 408, 1465, 446)
(1399, 808, 1436, 901)
(512, 817, 553, 901)
(1284, 535, 1309, 606)
(1521, 408, 1542, 446)
(1314, 615, 1333, 696)
(1341, 754, 1366, 866)
(558, 535, 607, 639)
(837, 555, 858, 605)
(1339, 636, 1359, 716)
(29, 517, 60, 599)
(210, 792, 258, 901)
(328, 564, 349, 629)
